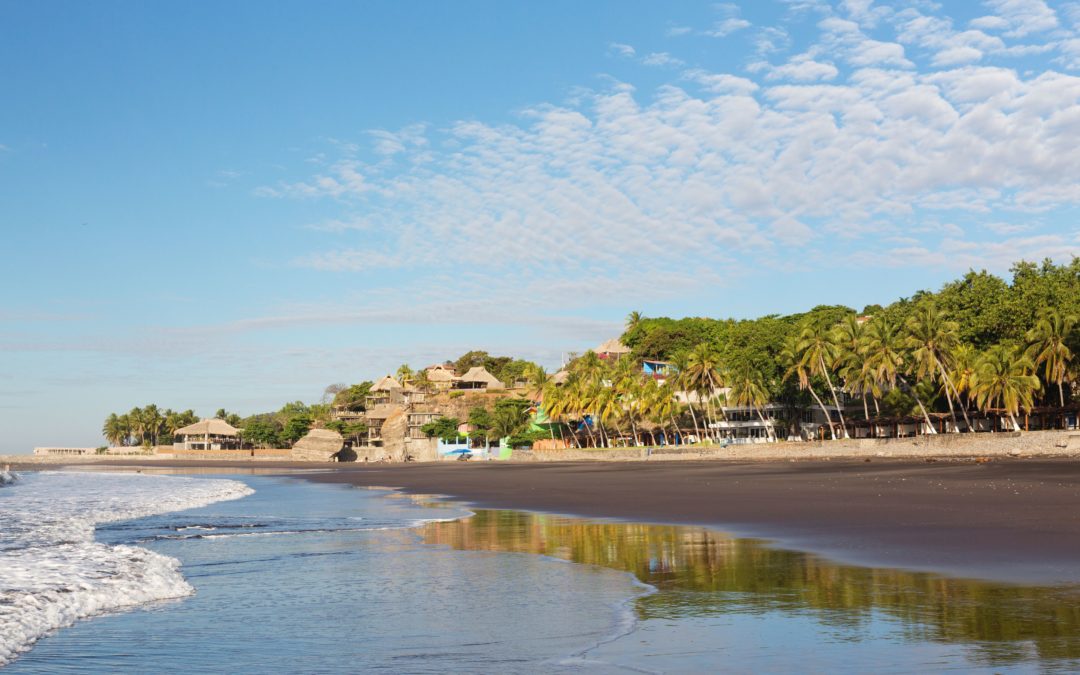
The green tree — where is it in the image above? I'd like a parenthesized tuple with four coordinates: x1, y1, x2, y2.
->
(726, 363, 775, 441)
(972, 345, 1041, 431)
(793, 322, 849, 438)
(1025, 309, 1077, 407)
(281, 416, 312, 446)
(421, 416, 462, 442)
(244, 419, 281, 448)
(905, 303, 970, 432)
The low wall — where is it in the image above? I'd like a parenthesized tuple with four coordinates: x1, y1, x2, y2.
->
(527, 430, 1080, 462)
(156, 447, 295, 460)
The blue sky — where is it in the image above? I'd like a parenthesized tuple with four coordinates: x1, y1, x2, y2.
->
(3, 0, 1080, 451)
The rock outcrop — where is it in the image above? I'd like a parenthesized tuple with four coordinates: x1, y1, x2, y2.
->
(292, 428, 344, 461)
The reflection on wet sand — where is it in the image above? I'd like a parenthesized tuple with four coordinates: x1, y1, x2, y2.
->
(422, 509, 1080, 669)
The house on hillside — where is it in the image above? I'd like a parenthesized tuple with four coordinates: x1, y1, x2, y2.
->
(456, 366, 505, 390)
(366, 375, 404, 407)
(595, 338, 631, 360)
(425, 364, 459, 391)
(642, 359, 671, 380)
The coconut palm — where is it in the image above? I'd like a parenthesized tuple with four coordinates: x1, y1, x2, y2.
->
(794, 322, 849, 438)
(864, 317, 937, 434)
(949, 344, 978, 414)
(685, 343, 724, 442)
(412, 369, 433, 394)
(626, 311, 644, 332)
(395, 364, 415, 384)
(726, 363, 775, 442)
(102, 413, 125, 446)
(971, 345, 1041, 431)
(668, 352, 702, 442)
(905, 303, 970, 432)
(1026, 310, 1077, 407)
(833, 316, 874, 419)
(781, 333, 837, 440)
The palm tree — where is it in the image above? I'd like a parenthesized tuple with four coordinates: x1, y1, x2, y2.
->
(396, 364, 415, 384)
(727, 363, 775, 441)
(794, 322, 849, 438)
(782, 333, 836, 440)
(833, 316, 873, 419)
(905, 303, 970, 432)
(412, 369, 433, 394)
(668, 352, 702, 443)
(102, 413, 125, 446)
(950, 344, 978, 414)
(142, 404, 163, 446)
(626, 311, 644, 332)
(971, 345, 1041, 431)
(686, 343, 724, 442)
(1026, 310, 1077, 407)
(864, 317, 936, 434)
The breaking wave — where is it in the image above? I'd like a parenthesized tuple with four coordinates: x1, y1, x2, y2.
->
(0, 472, 253, 666)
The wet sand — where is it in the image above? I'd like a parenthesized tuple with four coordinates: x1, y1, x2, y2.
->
(11, 457, 1080, 583)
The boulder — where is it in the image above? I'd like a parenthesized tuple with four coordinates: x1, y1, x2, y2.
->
(292, 428, 344, 461)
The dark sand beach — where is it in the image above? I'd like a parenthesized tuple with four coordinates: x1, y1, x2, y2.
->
(18, 457, 1080, 583)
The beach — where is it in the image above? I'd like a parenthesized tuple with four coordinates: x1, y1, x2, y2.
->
(14, 456, 1080, 584)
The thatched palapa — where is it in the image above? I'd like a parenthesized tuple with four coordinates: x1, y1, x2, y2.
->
(459, 366, 505, 390)
(174, 418, 240, 437)
(371, 375, 404, 392)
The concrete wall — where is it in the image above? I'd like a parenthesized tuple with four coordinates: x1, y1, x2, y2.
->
(527, 430, 1080, 462)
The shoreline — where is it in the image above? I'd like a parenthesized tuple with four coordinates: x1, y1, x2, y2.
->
(8, 455, 1080, 585)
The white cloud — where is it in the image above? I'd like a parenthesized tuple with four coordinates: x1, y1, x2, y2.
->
(982, 0, 1059, 37)
(765, 56, 840, 81)
(642, 52, 685, 67)
(666, 25, 693, 37)
(258, 9, 1080, 291)
(706, 17, 752, 38)
(609, 43, 636, 58)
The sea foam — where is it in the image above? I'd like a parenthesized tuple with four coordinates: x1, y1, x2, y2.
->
(0, 471, 253, 665)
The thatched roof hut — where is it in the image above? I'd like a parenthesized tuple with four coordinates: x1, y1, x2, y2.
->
(174, 418, 240, 437)
(595, 338, 631, 358)
(426, 367, 457, 383)
(371, 375, 404, 392)
(552, 370, 570, 385)
(459, 366, 505, 390)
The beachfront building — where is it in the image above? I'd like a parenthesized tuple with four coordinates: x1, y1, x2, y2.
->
(173, 418, 242, 450)
(455, 366, 505, 390)
(595, 338, 631, 360)
(407, 410, 439, 439)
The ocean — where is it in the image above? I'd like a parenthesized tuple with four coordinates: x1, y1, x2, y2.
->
(3, 471, 1079, 673)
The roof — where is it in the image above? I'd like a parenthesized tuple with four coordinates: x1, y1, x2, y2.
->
(174, 418, 240, 437)
(426, 367, 458, 382)
(552, 370, 570, 385)
(595, 338, 631, 355)
(371, 375, 403, 392)
(366, 403, 404, 420)
(460, 366, 505, 389)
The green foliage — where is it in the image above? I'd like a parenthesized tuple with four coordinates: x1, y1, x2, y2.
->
(243, 418, 281, 448)
(452, 350, 539, 386)
(421, 416, 462, 442)
(332, 382, 373, 412)
(492, 398, 532, 438)
(281, 416, 313, 446)
(468, 406, 494, 437)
